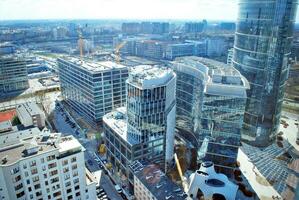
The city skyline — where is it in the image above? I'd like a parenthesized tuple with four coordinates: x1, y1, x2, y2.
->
(1, 0, 299, 22)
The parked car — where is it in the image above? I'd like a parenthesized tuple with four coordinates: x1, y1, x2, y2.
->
(114, 185, 122, 194)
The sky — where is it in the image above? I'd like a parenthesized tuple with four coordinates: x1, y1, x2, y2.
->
(0, 0, 298, 21)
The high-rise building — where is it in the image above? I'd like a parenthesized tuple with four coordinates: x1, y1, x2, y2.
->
(232, 0, 298, 146)
(184, 22, 205, 33)
(103, 65, 176, 189)
(0, 131, 96, 200)
(58, 57, 128, 125)
(0, 55, 29, 94)
(171, 57, 249, 175)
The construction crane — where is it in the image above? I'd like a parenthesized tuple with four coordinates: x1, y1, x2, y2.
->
(174, 153, 189, 193)
(114, 41, 127, 63)
(78, 33, 84, 60)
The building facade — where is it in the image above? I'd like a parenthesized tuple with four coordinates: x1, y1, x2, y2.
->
(0, 55, 29, 93)
(104, 65, 176, 190)
(171, 57, 249, 175)
(232, 0, 298, 146)
(58, 57, 128, 124)
(0, 131, 96, 200)
(16, 102, 46, 129)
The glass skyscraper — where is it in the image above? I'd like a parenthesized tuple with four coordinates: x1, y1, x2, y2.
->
(232, 0, 298, 146)
(172, 57, 249, 175)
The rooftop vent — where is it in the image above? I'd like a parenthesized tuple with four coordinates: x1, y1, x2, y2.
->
(1, 155, 8, 164)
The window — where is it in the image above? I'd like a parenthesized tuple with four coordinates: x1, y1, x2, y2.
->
(75, 185, 80, 190)
(73, 178, 79, 184)
(41, 158, 45, 163)
(50, 170, 58, 176)
(67, 188, 72, 193)
(73, 171, 78, 177)
(47, 155, 55, 161)
(31, 168, 38, 175)
(53, 191, 61, 197)
(72, 164, 77, 170)
(14, 183, 23, 191)
(29, 160, 36, 167)
(32, 176, 39, 182)
(34, 184, 41, 190)
(65, 181, 71, 187)
(62, 160, 68, 166)
(11, 167, 19, 175)
(16, 191, 25, 198)
(48, 162, 57, 169)
(63, 167, 69, 173)
(14, 175, 21, 182)
(71, 157, 76, 163)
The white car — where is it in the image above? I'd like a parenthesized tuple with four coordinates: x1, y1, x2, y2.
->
(114, 185, 122, 194)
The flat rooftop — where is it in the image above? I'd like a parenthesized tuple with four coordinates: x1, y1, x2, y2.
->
(58, 57, 127, 73)
(128, 65, 175, 89)
(130, 161, 186, 200)
(103, 107, 138, 146)
(0, 131, 83, 166)
(17, 101, 43, 117)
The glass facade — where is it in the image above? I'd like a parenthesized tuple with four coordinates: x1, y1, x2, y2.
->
(58, 58, 128, 124)
(172, 57, 248, 175)
(233, 0, 298, 146)
(0, 56, 29, 93)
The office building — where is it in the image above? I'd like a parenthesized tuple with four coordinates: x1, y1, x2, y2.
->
(0, 55, 29, 93)
(104, 65, 176, 188)
(135, 40, 164, 59)
(232, 0, 298, 146)
(16, 102, 46, 129)
(184, 22, 205, 33)
(0, 131, 96, 200)
(130, 161, 185, 200)
(219, 22, 236, 31)
(206, 37, 226, 57)
(0, 42, 15, 55)
(227, 48, 233, 66)
(58, 57, 128, 124)
(171, 57, 249, 175)
(165, 41, 206, 60)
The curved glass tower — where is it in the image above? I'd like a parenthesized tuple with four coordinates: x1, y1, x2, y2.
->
(232, 0, 298, 146)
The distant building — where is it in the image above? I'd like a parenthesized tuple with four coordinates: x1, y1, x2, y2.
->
(184, 22, 205, 33)
(0, 55, 29, 93)
(58, 57, 128, 125)
(0, 42, 15, 55)
(206, 37, 226, 57)
(219, 22, 236, 31)
(122, 23, 141, 34)
(135, 40, 164, 59)
(121, 22, 170, 34)
(171, 57, 249, 175)
(165, 40, 206, 60)
(104, 65, 176, 190)
(0, 131, 97, 200)
(16, 102, 46, 129)
(130, 161, 185, 200)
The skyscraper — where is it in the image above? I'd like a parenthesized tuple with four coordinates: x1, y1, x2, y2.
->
(103, 65, 176, 190)
(232, 0, 298, 146)
(172, 57, 249, 175)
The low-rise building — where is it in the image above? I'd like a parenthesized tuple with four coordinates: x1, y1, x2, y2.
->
(16, 102, 46, 129)
(130, 161, 185, 200)
(0, 131, 96, 200)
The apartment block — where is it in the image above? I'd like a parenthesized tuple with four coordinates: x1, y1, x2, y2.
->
(0, 131, 96, 200)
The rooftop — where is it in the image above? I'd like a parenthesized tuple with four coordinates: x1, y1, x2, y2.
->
(130, 161, 186, 200)
(16, 101, 44, 117)
(0, 120, 12, 133)
(103, 107, 138, 146)
(58, 57, 127, 73)
(172, 56, 250, 98)
(0, 130, 83, 166)
(128, 65, 175, 89)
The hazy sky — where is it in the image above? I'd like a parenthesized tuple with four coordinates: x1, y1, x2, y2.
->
(0, 0, 298, 21)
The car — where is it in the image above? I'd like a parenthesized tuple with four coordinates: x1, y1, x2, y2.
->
(87, 160, 93, 165)
(114, 185, 122, 193)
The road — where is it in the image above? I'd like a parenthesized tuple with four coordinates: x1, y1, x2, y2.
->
(53, 104, 123, 200)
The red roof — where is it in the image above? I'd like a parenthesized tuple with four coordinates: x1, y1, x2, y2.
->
(0, 109, 16, 123)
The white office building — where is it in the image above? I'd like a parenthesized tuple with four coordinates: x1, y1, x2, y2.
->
(0, 130, 96, 200)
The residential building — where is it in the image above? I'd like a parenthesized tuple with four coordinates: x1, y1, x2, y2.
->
(0, 131, 96, 200)
(171, 56, 249, 175)
(104, 65, 176, 190)
(129, 161, 185, 200)
(58, 57, 128, 124)
(232, 0, 298, 146)
(0, 55, 29, 93)
(122, 23, 140, 34)
(16, 102, 46, 129)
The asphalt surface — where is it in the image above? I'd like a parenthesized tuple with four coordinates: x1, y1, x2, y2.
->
(53, 104, 123, 200)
